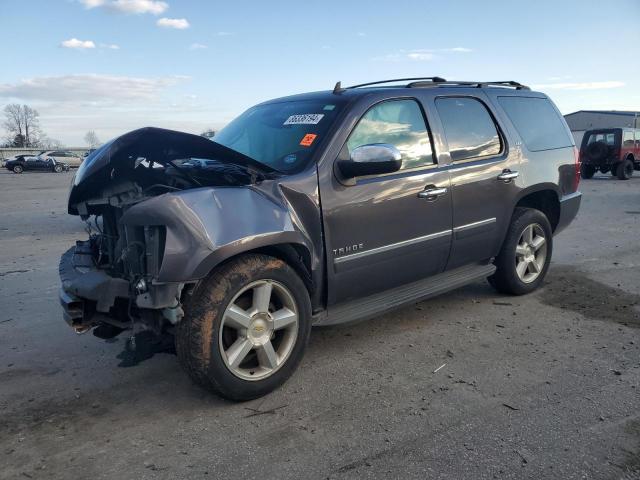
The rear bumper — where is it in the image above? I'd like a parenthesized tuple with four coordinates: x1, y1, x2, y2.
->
(582, 157, 616, 166)
(555, 191, 581, 235)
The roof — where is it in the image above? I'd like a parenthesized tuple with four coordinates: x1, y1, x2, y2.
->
(260, 78, 539, 106)
(565, 110, 640, 117)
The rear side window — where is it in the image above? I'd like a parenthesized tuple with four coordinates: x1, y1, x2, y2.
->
(586, 132, 616, 146)
(435, 97, 501, 161)
(498, 96, 573, 151)
(347, 99, 434, 170)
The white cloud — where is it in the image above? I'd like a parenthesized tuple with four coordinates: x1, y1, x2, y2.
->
(79, 0, 106, 7)
(0, 74, 187, 102)
(532, 81, 625, 91)
(356, 32, 366, 37)
(374, 47, 473, 62)
(216, 31, 233, 36)
(79, 0, 168, 15)
(157, 17, 190, 29)
(407, 52, 435, 61)
(100, 43, 120, 49)
(61, 38, 96, 49)
(189, 43, 207, 50)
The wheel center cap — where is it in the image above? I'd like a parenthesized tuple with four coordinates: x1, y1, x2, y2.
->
(248, 315, 272, 345)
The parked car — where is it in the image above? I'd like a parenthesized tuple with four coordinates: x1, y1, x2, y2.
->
(579, 128, 640, 180)
(59, 77, 581, 400)
(2, 154, 33, 168)
(5, 155, 70, 173)
(40, 150, 83, 167)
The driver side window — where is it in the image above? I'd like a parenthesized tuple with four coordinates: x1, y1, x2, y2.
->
(346, 99, 434, 171)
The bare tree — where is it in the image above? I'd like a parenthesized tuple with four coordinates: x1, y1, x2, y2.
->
(84, 130, 101, 148)
(39, 136, 64, 149)
(3, 104, 41, 147)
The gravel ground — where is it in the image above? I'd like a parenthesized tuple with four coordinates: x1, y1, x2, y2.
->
(0, 168, 638, 480)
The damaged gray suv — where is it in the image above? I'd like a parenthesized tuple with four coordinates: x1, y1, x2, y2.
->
(59, 77, 582, 400)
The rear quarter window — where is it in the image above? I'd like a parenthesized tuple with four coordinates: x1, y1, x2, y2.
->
(498, 96, 573, 152)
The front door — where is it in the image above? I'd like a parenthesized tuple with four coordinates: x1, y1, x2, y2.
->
(25, 158, 41, 171)
(319, 98, 452, 305)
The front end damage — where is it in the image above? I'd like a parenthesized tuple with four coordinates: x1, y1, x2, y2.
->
(59, 127, 277, 338)
(59, 210, 183, 337)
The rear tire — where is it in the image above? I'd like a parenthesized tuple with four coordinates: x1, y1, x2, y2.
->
(54, 164, 63, 173)
(12, 165, 23, 174)
(489, 208, 553, 295)
(580, 164, 596, 179)
(617, 159, 633, 180)
(176, 254, 311, 401)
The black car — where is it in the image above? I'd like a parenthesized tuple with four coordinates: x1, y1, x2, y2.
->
(59, 77, 581, 400)
(5, 155, 70, 173)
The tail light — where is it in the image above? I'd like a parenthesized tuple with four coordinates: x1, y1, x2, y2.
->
(572, 146, 581, 191)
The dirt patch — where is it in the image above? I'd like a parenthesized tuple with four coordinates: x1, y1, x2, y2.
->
(540, 266, 640, 328)
(0, 393, 112, 436)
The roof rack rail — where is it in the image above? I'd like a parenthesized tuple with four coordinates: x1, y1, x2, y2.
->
(346, 77, 447, 89)
(408, 79, 530, 90)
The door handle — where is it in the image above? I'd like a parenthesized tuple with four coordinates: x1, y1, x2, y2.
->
(497, 169, 519, 182)
(418, 187, 448, 200)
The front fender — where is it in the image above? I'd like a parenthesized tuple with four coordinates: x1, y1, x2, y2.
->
(120, 187, 312, 282)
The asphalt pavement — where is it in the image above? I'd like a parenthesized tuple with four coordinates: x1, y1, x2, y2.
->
(0, 168, 638, 480)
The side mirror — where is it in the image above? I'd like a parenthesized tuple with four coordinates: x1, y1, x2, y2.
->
(337, 144, 402, 180)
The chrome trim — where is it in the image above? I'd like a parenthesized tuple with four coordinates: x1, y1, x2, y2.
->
(453, 217, 496, 232)
(334, 229, 452, 264)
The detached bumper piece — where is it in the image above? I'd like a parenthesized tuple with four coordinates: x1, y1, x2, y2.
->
(59, 241, 130, 334)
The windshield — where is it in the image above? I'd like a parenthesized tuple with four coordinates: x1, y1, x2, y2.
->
(213, 99, 345, 173)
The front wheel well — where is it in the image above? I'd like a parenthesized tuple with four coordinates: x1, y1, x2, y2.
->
(200, 244, 314, 301)
(515, 190, 560, 232)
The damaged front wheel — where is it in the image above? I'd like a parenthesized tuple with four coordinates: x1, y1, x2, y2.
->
(176, 253, 311, 401)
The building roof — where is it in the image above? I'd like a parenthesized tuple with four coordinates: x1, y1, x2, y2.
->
(565, 110, 640, 117)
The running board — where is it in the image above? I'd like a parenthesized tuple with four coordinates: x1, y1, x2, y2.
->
(315, 263, 496, 326)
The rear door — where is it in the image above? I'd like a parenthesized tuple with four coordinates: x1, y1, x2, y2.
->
(423, 93, 520, 269)
(318, 97, 452, 305)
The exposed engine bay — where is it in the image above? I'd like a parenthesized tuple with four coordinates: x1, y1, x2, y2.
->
(60, 127, 277, 339)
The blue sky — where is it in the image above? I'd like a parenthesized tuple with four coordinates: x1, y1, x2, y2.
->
(0, 0, 638, 145)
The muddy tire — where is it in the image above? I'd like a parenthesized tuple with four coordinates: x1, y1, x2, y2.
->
(12, 165, 23, 174)
(610, 164, 618, 176)
(176, 253, 311, 401)
(580, 164, 596, 179)
(617, 159, 633, 180)
(489, 208, 553, 295)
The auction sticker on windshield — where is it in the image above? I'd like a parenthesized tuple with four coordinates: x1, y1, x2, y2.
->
(284, 114, 324, 125)
(299, 134, 317, 147)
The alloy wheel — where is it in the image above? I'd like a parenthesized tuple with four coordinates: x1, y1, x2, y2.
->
(514, 223, 547, 283)
(219, 280, 299, 381)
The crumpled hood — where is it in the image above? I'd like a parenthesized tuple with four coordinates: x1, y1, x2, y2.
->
(69, 126, 274, 213)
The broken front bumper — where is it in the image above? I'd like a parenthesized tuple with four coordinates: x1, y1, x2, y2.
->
(59, 241, 131, 333)
(59, 241, 184, 334)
